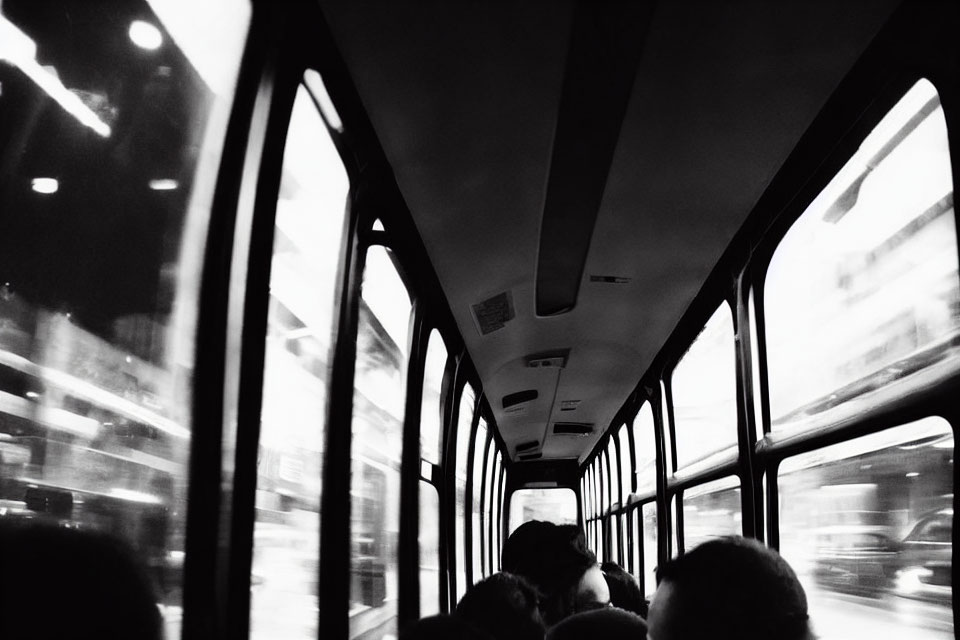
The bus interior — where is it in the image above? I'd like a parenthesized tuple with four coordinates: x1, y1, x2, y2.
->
(0, 0, 957, 639)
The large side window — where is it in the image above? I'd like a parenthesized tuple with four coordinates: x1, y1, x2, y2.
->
(418, 329, 446, 616)
(454, 383, 475, 599)
(778, 419, 953, 640)
(671, 304, 737, 470)
(0, 3, 248, 637)
(349, 246, 411, 640)
(764, 79, 956, 640)
(250, 78, 348, 639)
(508, 488, 577, 534)
(765, 79, 958, 433)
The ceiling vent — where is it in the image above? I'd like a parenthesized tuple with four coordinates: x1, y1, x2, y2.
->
(503, 389, 538, 409)
(526, 348, 570, 369)
(518, 451, 543, 461)
(553, 422, 593, 436)
(589, 275, 631, 284)
(471, 291, 515, 336)
(559, 399, 580, 412)
(515, 440, 541, 453)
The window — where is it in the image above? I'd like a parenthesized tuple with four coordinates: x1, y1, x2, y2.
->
(508, 488, 576, 534)
(765, 80, 958, 433)
(420, 330, 446, 465)
(619, 425, 633, 498)
(349, 246, 411, 640)
(608, 438, 621, 508)
(633, 403, 657, 496)
(495, 455, 506, 568)
(417, 330, 446, 615)
(250, 79, 348, 639)
(671, 304, 737, 470)
(778, 418, 953, 640)
(419, 482, 440, 617)
(641, 502, 658, 595)
(681, 476, 741, 552)
(483, 435, 495, 576)
(488, 448, 500, 573)
(0, 3, 248, 636)
(454, 384, 475, 599)
(472, 418, 488, 581)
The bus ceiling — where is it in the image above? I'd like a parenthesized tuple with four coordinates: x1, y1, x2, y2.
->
(317, 0, 903, 462)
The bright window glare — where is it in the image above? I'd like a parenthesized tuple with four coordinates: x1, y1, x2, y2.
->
(362, 248, 411, 350)
(31, 177, 58, 194)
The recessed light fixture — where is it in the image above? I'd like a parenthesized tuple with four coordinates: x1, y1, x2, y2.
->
(25, 391, 40, 399)
(129, 20, 163, 50)
(148, 178, 178, 191)
(31, 177, 58, 194)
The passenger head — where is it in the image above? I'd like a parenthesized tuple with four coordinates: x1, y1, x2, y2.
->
(456, 572, 545, 640)
(600, 562, 646, 618)
(501, 521, 608, 625)
(646, 536, 811, 640)
(0, 520, 162, 640)
(546, 607, 647, 640)
(399, 615, 491, 640)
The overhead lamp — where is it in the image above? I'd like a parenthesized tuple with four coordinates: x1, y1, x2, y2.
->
(129, 20, 163, 50)
(31, 177, 58, 194)
(148, 178, 178, 191)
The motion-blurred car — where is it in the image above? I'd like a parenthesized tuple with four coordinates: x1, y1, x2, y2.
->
(811, 526, 901, 598)
(893, 508, 952, 605)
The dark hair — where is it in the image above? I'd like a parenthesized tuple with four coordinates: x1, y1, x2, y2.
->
(600, 562, 646, 618)
(546, 608, 647, 640)
(653, 536, 810, 640)
(456, 572, 545, 640)
(501, 521, 597, 625)
(399, 615, 492, 640)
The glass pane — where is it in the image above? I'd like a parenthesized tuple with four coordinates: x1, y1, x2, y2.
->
(455, 384, 474, 600)
(599, 453, 607, 514)
(0, 2, 248, 637)
(631, 508, 641, 577)
(495, 457, 505, 568)
(489, 450, 500, 572)
(420, 330, 446, 465)
(779, 418, 953, 640)
(619, 425, 633, 497)
(670, 496, 680, 558)
(682, 477, 741, 552)
(620, 513, 629, 566)
(508, 488, 576, 534)
(250, 82, 348, 640)
(350, 246, 410, 640)
(634, 403, 657, 495)
(483, 436, 495, 576)
(471, 418, 487, 582)
(641, 502, 658, 596)
(608, 439, 621, 508)
(765, 80, 959, 433)
(419, 482, 440, 617)
(671, 304, 737, 469)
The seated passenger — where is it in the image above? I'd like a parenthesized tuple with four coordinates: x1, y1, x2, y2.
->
(545, 607, 647, 640)
(646, 536, 813, 640)
(456, 572, 546, 640)
(600, 562, 646, 618)
(399, 614, 491, 640)
(501, 521, 610, 625)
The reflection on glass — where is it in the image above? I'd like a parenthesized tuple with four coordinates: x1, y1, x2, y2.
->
(608, 439, 621, 508)
(471, 418, 487, 581)
(0, 2, 248, 637)
(634, 403, 657, 495)
(250, 81, 348, 640)
(508, 488, 577, 535)
(420, 330, 446, 465)
(671, 305, 737, 469)
(419, 481, 440, 617)
(455, 384, 474, 600)
(765, 80, 959, 432)
(682, 477, 741, 553)
(778, 417, 954, 640)
(349, 246, 410, 640)
(641, 502, 658, 596)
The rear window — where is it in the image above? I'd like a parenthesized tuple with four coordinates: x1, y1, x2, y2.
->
(508, 488, 577, 535)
